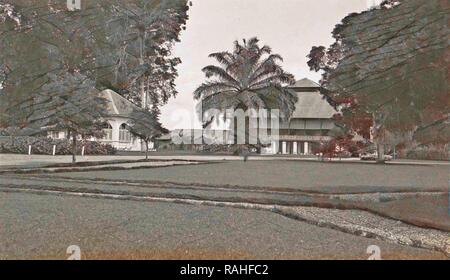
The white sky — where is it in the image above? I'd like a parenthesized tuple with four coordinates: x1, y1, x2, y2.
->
(160, 0, 373, 129)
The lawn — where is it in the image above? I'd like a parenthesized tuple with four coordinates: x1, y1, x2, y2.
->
(54, 160, 449, 193)
(45, 160, 450, 231)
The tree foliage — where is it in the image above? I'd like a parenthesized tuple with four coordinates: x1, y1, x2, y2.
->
(194, 37, 297, 119)
(0, 0, 189, 131)
(0, 1, 189, 162)
(92, 0, 190, 107)
(307, 0, 449, 149)
(128, 107, 168, 159)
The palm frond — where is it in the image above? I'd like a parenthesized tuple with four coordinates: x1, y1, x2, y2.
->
(250, 72, 295, 90)
(233, 39, 244, 55)
(195, 37, 298, 120)
(193, 81, 238, 100)
(202, 65, 240, 87)
(256, 86, 298, 120)
(208, 51, 234, 67)
(249, 54, 284, 82)
(198, 90, 240, 114)
(238, 90, 266, 109)
(246, 37, 260, 48)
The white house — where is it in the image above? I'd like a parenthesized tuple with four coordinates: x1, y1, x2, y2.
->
(48, 89, 152, 152)
(270, 78, 338, 155)
(243, 78, 338, 155)
(154, 78, 338, 155)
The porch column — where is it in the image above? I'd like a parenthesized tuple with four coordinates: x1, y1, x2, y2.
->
(293, 141, 298, 154)
(110, 120, 120, 146)
(304, 142, 309, 155)
(282, 141, 287, 154)
(271, 141, 278, 155)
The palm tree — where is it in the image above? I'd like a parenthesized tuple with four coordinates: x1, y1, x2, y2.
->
(194, 37, 297, 148)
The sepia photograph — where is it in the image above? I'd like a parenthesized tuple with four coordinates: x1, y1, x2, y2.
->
(0, 0, 448, 270)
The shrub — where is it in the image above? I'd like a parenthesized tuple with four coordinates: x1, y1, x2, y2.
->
(0, 137, 117, 155)
(406, 145, 449, 161)
(317, 137, 366, 159)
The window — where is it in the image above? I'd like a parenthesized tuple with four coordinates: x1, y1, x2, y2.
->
(102, 123, 113, 141)
(119, 123, 132, 142)
(50, 131, 59, 139)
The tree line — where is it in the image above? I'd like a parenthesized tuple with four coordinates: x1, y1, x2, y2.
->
(0, 0, 189, 162)
(307, 0, 449, 161)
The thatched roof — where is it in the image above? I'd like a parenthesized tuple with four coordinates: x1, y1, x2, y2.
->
(289, 78, 337, 119)
(99, 89, 140, 118)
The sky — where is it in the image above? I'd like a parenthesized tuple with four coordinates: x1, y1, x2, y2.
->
(160, 0, 376, 130)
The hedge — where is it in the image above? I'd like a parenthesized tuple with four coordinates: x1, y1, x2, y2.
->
(0, 137, 117, 155)
(405, 145, 449, 161)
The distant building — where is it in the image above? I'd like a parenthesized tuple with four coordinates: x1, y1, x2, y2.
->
(367, 0, 382, 8)
(156, 78, 338, 156)
(264, 78, 337, 155)
(48, 89, 148, 152)
(155, 128, 231, 151)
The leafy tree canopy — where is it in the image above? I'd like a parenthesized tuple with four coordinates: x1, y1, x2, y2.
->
(194, 37, 297, 120)
(0, 0, 189, 132)
(307, 0, 449, 146)
(128, 107, 168, 159)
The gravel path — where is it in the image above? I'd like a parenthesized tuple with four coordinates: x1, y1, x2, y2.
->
(278, 206, 450, 256)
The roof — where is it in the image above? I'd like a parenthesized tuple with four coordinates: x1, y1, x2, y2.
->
(99, 89, 140, 118)
(290, 78, 320, 89)
(289, 78, 337, 119)
(156, 133, 172, 141)
(291, 91, 337, 119)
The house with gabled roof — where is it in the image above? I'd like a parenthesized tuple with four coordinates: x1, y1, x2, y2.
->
(262, 78, 338, 155)
(154, 78, 338, 155)
(48, 89, 149, 152)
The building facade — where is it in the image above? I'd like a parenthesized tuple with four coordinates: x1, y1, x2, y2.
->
(155, 78, 338, 156)
(262, 78, 338, 155)
(48, 89, 150, 152)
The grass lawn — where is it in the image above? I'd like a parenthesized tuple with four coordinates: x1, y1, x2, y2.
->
(47, 160, 449, 231)
(55, 160, 449, 193)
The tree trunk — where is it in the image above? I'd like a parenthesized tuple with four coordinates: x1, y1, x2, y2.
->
(372, 112, 385, 163)
(139, 35, 146, 109)
(10, 134, 15, 147)
(145, 141, 149, 160)
(72, 133, 77, 164)
(376, 142, 385, 163)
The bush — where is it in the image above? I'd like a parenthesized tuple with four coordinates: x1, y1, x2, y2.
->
(0, 136, 117, 155)
(405, 145, 449, 161)
(316, 136, 369, 159)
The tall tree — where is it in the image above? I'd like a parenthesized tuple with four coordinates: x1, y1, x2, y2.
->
(194, 37, 297, 145)
(29, 73, 107, 163)
(0, 1, 116, 161)
(0, 0, 189, 108)
(0, 1, 189, 160)
(93, 0, 189, 108)
(128, 108, 167, 159)
(307, 0, 449, 161)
